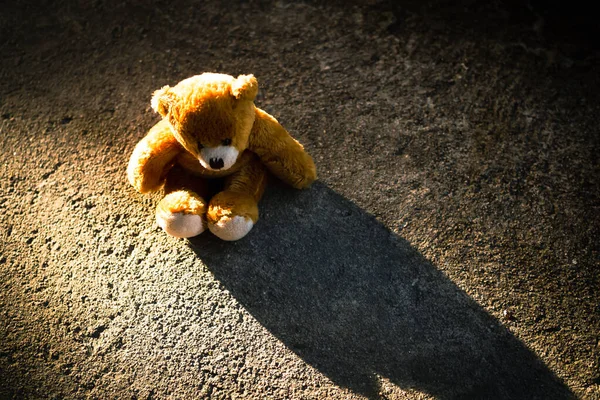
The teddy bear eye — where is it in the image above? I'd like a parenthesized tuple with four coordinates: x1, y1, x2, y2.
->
(197, 142, 204, 150)
(222, 138, 232, 146)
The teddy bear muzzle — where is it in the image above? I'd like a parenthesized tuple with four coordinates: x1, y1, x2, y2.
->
(198, 145, 239, 171)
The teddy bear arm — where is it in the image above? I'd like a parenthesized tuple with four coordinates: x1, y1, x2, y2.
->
(127, 120, 183, 194)
(248, 108, 317, 189)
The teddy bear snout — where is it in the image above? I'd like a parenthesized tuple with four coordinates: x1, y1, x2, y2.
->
(199, 145, 240, 171)
(209, 158, 224, 170)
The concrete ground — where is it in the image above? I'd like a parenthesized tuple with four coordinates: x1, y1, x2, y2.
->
(0, 0, 598, 398)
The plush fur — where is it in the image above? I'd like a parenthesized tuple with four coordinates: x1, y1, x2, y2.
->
(127, 73, 317, 241)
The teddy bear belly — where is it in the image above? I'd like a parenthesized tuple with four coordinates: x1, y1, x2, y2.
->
(176, 150, 254, 178)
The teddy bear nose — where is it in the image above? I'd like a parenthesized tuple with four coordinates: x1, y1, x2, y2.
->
(209, 158, 224, 169)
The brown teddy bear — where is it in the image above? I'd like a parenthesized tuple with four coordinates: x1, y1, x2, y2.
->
(127, 73, 317, 241)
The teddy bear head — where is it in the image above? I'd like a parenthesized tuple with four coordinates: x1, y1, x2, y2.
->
(151, 73, 258, 171)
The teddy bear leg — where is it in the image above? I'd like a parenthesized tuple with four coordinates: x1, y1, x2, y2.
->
(155, 167, 210, 238)
(207, 159, 267, 241)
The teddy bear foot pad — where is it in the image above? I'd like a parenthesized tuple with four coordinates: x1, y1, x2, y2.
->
(208, 215, 254, 241)
(156, 211, 206, 238)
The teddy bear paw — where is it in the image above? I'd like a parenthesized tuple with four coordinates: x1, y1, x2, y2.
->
(157, 211, 206, 238)
(208, 215, 254, 241)
(155, 190, 207, 238)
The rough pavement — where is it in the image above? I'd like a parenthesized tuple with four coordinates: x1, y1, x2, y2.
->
(1, 0, 598, 399)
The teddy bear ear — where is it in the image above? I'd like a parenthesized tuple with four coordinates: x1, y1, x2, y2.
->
(151, 85, 175, 117)
(231, 74, 258, 101)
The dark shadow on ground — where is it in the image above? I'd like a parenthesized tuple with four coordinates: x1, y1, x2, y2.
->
(189, 182, 574, 399)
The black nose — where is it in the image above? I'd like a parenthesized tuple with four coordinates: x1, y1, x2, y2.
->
(209, 158, 224, 169)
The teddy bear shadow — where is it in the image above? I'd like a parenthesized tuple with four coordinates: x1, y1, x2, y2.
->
(188, 182, 573, 399)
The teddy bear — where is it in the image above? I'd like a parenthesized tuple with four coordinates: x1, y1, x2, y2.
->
(127, 73, 317, 241)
